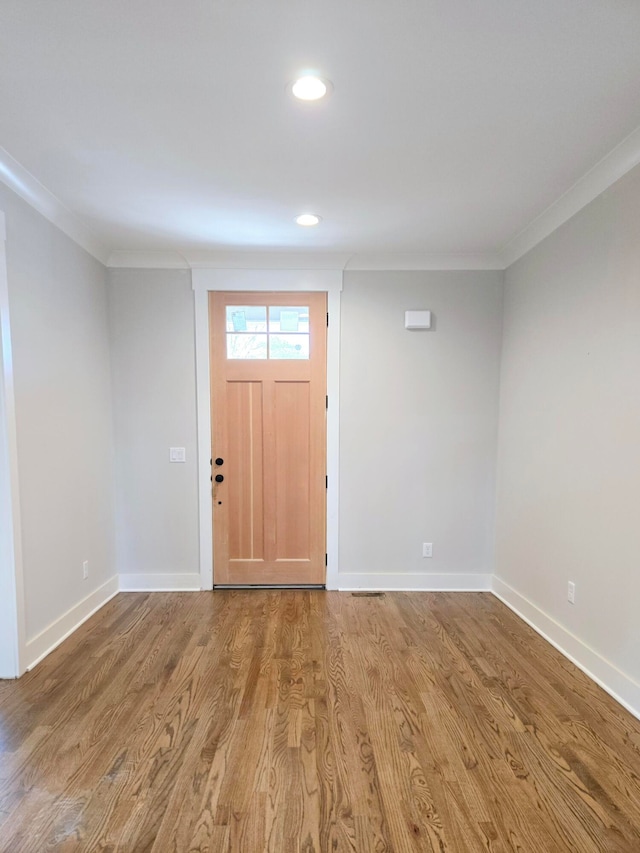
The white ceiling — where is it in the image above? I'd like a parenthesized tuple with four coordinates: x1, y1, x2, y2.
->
(1, 0, 640, 265)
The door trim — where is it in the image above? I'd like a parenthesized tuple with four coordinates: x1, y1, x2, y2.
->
(0, 210, 27, 677)
(193, 269, 343, 590)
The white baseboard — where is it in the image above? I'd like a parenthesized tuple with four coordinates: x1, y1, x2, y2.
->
(338, 572, 492, 592)
(26, 575, 119, 671)
(118, 573, 202, 592)
(492, 576, 640, 722)
(20, 571, 639, 724)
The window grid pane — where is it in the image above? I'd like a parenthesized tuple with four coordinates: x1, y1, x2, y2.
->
(226, 334, 268, 359)
(268, 306, 310, 333)
(226, 306, 267, 332)
(269, 333, 310, 359)
(225, 305, 310, 360)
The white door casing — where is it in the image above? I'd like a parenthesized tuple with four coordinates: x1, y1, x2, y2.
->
(193, 268, 342, 590)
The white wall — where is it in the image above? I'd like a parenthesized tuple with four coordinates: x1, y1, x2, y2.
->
(495, 164, 640, 714)
(0, 183, 117, 664)
(108, 269, 503, 591)
(108, 269, 199, 589)
(339, 271, 503, 588)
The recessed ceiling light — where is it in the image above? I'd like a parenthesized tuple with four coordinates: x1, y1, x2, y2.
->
(295, 213, 321, 227)
(291, 76, 330, 101)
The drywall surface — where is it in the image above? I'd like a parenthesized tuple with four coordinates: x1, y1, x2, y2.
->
(339, 271, 503, 585)
(495, 164, 640, 689)
(108, 269, 199, 582)
(0, 183, 116, 644)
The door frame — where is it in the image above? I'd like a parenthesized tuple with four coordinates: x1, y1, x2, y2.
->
(0, 210, 27, 677)
(193, 269, 342, 590)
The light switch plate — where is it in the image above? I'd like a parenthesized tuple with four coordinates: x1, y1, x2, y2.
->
(169, 447, 186, 463)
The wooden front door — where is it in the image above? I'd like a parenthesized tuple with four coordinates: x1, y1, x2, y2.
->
(209, 292, 327, 585)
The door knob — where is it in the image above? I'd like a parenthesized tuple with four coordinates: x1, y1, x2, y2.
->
(214, 474, 224, 483)
(215, 457, 224, 466)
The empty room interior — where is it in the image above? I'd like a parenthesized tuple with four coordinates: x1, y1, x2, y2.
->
(1, 1, 640, 850)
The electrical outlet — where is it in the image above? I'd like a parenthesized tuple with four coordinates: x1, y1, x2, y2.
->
(83, 560, 89, 580)
(567, 581, 575, 604)
(422, 543, 433, 558)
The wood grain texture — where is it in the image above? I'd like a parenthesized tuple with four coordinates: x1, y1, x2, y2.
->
(0, 591, 639, 851)
(210, 292, 327, 585)
(226, 380, 264, 560)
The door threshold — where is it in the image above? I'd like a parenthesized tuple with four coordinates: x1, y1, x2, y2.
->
(213, 584, 326, 590)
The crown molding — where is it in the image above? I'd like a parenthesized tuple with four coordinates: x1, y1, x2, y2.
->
(0, 146, 109, 265)
(4, 120, 640, 274)
(107, 249, 190, 269)
(499, 122, 640, 269)
(106, 249, 503, 271)
(107, 249, 353, 271)
(185, 250, 353, 270)
(344, 252, 503, 271)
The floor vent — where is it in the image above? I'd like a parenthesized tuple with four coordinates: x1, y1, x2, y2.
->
(351, 592, 385, 597)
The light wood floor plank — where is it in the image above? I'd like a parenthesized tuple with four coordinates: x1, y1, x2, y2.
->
(0, 590, 639, 851)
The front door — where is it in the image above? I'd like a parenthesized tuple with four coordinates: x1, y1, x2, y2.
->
(209, 291, 327, 585)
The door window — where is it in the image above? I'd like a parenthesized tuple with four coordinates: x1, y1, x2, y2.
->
(225, 305, 310, 359)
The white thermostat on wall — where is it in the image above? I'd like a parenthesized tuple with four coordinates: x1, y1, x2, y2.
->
(404, 310, 432, 330)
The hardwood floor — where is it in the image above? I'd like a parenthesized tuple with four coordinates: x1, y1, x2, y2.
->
(1, 591, 639, 851)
